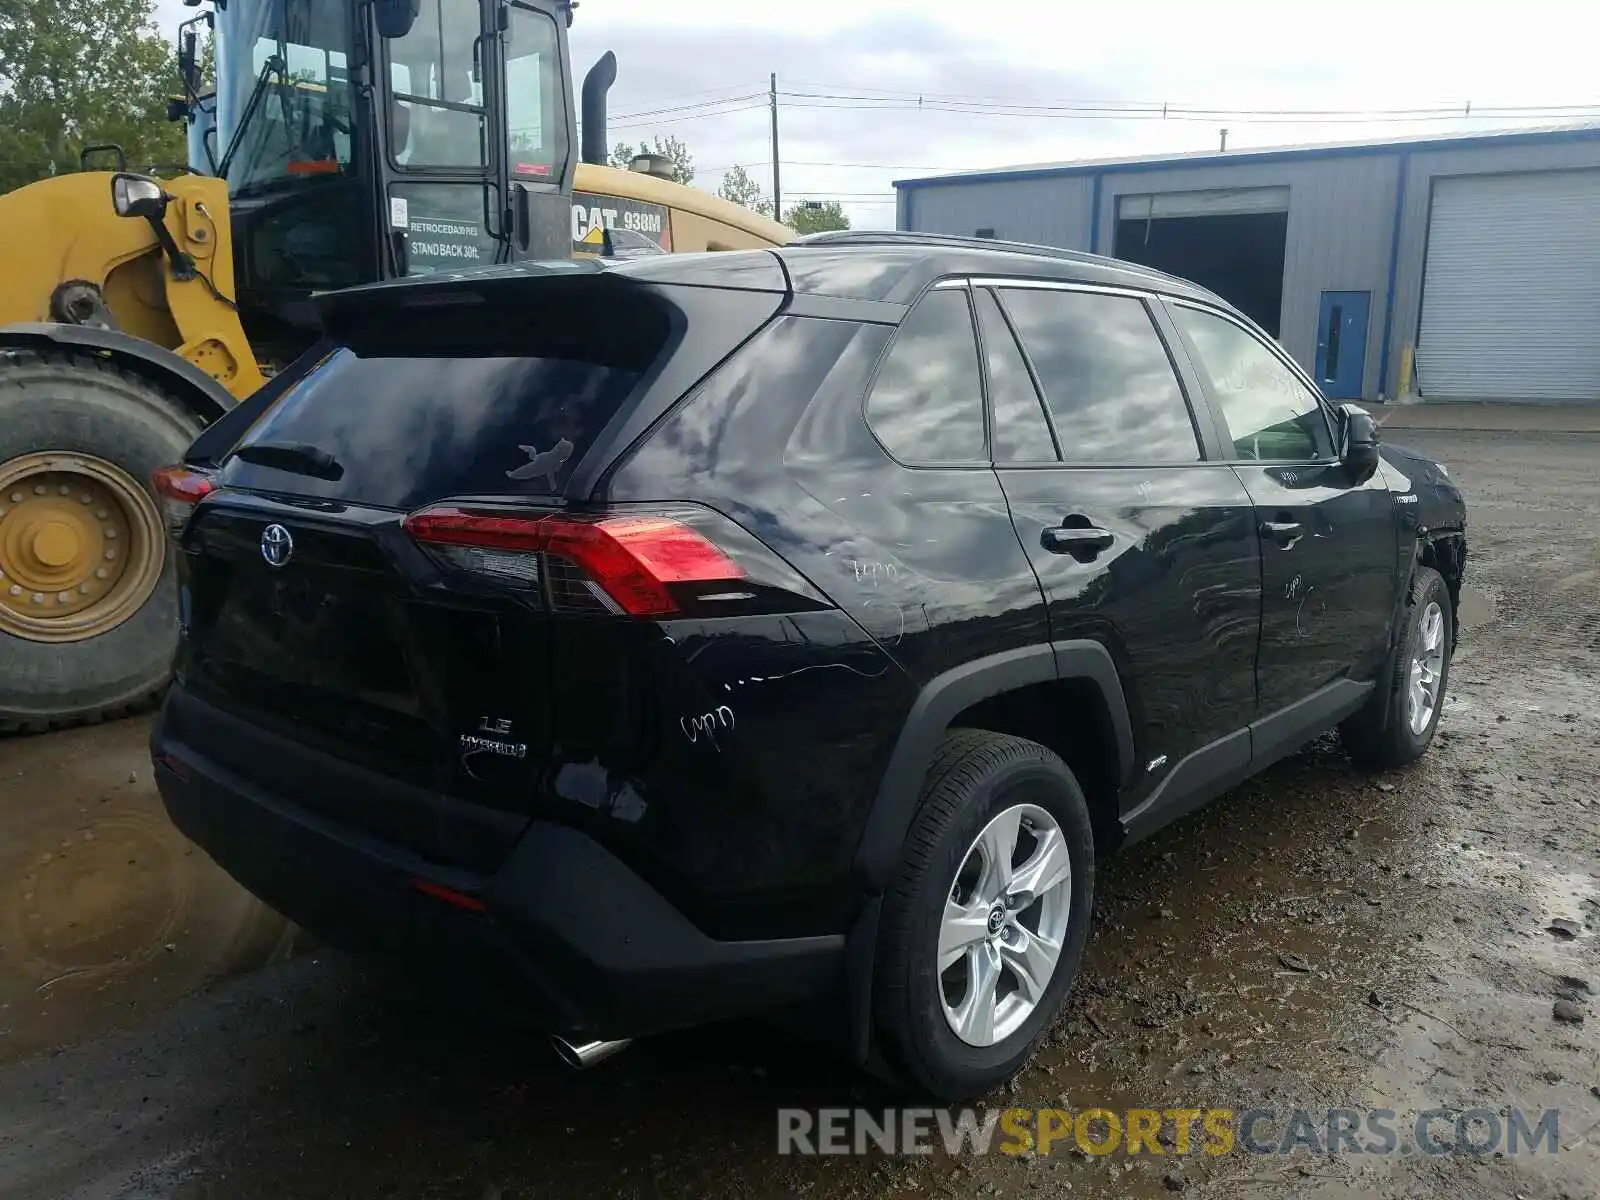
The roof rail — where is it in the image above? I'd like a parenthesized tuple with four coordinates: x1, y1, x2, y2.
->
(792, 229, 1189, 287)
(795, 229, 1101, 260)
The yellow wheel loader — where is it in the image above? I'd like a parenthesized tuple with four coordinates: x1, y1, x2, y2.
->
(0, 0, 789, 732)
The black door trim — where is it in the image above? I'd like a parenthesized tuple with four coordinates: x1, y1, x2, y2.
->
(1121, 727, 1251, 843)
(1120, 677, 1373, 844)
(1250, 676, 1372, 768)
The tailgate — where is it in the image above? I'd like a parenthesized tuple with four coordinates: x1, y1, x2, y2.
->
(177, 492, 553, 867)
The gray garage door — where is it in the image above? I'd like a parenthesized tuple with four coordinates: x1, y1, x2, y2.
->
(1417, 170, 1600, 402)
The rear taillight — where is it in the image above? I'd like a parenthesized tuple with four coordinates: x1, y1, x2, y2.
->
(150, 465, 215, 540)
(542, 515, 742, 615)
(402, 504, 827, 618)
(400, 508, 548, 587)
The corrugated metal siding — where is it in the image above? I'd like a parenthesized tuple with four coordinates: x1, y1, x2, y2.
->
(900, 131, 1600, 402)
(896, 175, 1096, 250)
(1096, 157, 1398, 393)
(1387, 138, 1600, 396)
(1416, 171, 1600, 401)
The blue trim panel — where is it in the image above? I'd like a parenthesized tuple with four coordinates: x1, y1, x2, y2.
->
(1088, 172, 1102, 252)
(893, 124, 1600, 191)
(1377, 152, 1410, 399)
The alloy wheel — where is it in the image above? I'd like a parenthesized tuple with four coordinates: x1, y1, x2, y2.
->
(1407, 600, 1446, 735)
(938, 803, 1073, 1048)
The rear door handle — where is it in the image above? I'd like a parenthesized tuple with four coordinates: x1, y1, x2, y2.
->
(1041, 525, 1115, 557)
(1261, 519, 1304, 548)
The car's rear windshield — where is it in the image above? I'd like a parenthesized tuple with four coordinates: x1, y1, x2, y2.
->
(218, 289, 670, 510)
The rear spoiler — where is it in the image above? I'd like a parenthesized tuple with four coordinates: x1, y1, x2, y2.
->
(311, 252, 790, 340)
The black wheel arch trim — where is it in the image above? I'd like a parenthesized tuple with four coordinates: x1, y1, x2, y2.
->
(0, 321, 236, 424)
(1374, 534, 1463, 734)
(853, 639, 1135, 893)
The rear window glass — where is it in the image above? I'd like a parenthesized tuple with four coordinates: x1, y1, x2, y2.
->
(865, 288, 986, 465)
(219, 297, 665, 509)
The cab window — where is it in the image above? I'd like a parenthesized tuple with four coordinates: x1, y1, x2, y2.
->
(387, 0, 485, 168)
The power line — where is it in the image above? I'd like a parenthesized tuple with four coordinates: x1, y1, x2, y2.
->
(774, 93, 1600, 124)
(700, 159, 967, 173)
(598, 80, 1600, 135)
(603, 81, 766, 116)
(607, 100, 768, 130)
(777, 85, 1600, 122)
(607, 92, 767, 124)
(608, 89, 767, 122)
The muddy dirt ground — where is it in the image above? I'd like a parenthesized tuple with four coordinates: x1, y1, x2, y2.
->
(1, 427, 1596, 1199)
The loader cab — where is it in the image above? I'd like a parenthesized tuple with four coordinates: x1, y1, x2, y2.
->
(206, 0, 576, 361)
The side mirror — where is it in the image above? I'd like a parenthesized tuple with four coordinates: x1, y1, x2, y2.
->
(374, 0, 421, 40)
(1339, 402, 1380, 484)
(178, 29, 199, 93)
(80, 143, 128, 172)
(111, 172, 168, 220)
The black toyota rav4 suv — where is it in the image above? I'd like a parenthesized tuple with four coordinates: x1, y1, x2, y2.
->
(151, 233, 1466, 1098)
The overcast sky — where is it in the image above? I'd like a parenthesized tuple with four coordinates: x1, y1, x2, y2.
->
(160, 0, 1599, 228)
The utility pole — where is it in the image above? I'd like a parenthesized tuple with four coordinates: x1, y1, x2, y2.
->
(1219, 128, 1229, 152)
(770, 72, 781, 217)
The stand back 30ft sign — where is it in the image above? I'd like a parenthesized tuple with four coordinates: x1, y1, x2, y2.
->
(572, 193, 672, 259)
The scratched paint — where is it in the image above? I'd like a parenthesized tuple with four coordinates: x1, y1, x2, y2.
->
(680, 706, 736, 748)
(845, 559, 901, 586)
(1285, 574, 1325, 638)
(720, 656, 893, 693)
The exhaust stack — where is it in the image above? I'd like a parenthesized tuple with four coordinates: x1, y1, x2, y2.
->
(580, 52, 617, 166)
(550, 1035, 632, 1069)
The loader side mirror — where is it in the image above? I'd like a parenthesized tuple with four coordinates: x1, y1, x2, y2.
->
(179, 30, 199, 93)
(375, 0, 421, 39)
(111, 173, 168, 220)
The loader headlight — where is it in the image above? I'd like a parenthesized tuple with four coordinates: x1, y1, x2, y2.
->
(110, 173, 167, 220)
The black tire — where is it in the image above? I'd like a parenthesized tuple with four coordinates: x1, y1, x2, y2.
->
(0, 350, 202, 734)
(873, 729, 1095, 1099)
(1340, 565, 1453, 770)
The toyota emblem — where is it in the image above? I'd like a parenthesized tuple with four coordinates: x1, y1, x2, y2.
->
(260, 523, 294, 568)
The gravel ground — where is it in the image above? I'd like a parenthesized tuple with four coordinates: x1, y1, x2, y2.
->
(0, 427, 1595, 1200)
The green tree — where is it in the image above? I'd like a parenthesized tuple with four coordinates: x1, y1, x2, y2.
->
(0, 0, 188, 192)
(784, 199, 850, 235)
(608, 134, 694, 185)
(716, 163, 772, 217)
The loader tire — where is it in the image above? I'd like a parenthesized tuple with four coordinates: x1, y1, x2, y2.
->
(0, 350, 202, 734)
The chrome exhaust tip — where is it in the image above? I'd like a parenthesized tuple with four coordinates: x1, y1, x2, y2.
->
(550, 1035, 632, 1069)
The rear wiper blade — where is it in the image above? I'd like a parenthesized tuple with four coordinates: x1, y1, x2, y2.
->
(232, 441, 344, 481)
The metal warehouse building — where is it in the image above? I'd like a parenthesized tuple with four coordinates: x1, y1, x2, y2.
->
(894, 124, 1600, 403)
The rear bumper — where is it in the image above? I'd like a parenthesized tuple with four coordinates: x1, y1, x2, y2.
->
(151, 700, 845, 1040)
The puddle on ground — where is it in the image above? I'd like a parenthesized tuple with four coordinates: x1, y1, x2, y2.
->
(0, 716, 296, 1063)
(1449, 845, 1597, 937)
(1456, 585, 1494, 631)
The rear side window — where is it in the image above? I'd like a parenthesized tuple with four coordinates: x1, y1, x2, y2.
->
(1171, 304, 1334, 461)
(975, 288, 1058, 463)
(219, 299, 665, 510)
(865, 288, 986, 464)
(1000, 288, 1201, 464)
